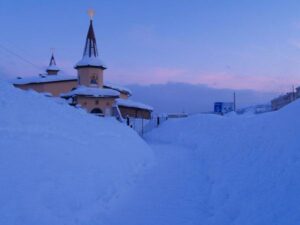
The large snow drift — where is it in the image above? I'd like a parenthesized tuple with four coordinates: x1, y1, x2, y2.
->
(0, 81, 152, 225)
(147, 101, 300, 225)
(109, 100, 300, 225)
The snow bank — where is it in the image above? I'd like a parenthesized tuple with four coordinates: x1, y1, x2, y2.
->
(0, 81, 152, 225)
(146, 100, 300, 225)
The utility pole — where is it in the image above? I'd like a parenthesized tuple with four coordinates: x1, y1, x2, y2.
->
(233, 92, 236, 112)
(292, 85, 295, 101)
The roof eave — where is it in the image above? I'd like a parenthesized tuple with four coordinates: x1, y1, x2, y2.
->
(46, 69, 60, 72)
(74, 65, 107, 70)
(118, 105, 153, 112)
(13, 78, 77, 85)
(62, 93, 119, 98)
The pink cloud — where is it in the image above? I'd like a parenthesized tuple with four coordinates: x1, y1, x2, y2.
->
(107, 67, 300, 93)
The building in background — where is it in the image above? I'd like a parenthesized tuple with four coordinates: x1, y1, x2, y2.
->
(271, 90, 298, 111)
(296, 87, 300, 99)
(214, 102, 234, 115)
(13, 11, 152, 120)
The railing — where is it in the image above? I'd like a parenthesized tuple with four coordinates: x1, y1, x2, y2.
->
(125, 115, 168, 136)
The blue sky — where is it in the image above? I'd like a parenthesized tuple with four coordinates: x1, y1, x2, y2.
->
(1, 0, 300, 92)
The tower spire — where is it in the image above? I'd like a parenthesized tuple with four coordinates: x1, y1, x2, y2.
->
(83, 19, 98, 58)
(49, 53, 56, 66)
(75, 9, 106, 70)
(46, 49, 60, 75)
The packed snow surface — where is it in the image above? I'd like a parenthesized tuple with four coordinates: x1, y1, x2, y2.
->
(0, 81, 152, 225)
(107, 100, 300, 225)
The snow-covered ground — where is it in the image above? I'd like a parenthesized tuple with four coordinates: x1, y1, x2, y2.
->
(1, 79, 300, 225)
(0, 81, 152, 225)
(107, 100, 300, 225)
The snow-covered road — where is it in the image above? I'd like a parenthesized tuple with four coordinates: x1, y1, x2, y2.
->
(107, 101, 300, 225)
(107, 142, 210, 225)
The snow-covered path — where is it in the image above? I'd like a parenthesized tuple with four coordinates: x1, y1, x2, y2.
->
(107, 101, 300, 225)
(107, 142, 210, 225)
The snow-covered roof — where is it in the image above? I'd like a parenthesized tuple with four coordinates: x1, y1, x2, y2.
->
(116, 98, 153, 111)
(13, 76, 133, 96)
(104, 83, 132, 96)
(46, 65, 60, 71)
(75, 56, 106, 69)
(61, 86, 120, 98)
(12, 75, 77, 85)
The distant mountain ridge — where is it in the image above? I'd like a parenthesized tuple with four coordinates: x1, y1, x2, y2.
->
(127, 82, 278, 113)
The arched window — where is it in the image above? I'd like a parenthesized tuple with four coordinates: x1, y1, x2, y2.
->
(91, 108, 103, 116)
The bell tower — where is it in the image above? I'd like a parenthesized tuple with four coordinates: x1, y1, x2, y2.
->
(75, 9, 106, 87)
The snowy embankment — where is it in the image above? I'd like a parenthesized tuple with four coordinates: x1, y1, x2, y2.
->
(108, 100, 300, 225)
(0, 81, 152, 225)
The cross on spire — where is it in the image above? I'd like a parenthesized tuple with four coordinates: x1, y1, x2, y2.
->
(88, 9, 95, 20)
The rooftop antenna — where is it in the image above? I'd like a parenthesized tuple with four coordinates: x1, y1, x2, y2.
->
(88, 9, 95, 20)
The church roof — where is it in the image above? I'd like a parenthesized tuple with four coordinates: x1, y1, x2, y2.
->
(75, 19, 106, 69)
(13, 75, 77, 85)
(61, 86, 120, 98)
(13, 75, 132, 95)
(116, 98, 153, 111)
(103, 83, 132, 96)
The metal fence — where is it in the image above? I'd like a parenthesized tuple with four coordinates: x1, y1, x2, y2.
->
(125, 115, 168, 136)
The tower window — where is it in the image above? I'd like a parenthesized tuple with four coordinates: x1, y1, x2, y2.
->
(90, 75, 98, 84)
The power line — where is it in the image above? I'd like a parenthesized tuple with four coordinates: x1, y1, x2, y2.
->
(0, 43, 43, 71)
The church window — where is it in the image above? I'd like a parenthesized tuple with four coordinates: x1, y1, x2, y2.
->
(90, 75, 98, 84)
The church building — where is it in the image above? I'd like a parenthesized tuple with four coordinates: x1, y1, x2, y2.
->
(13, 11, 153, 120)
